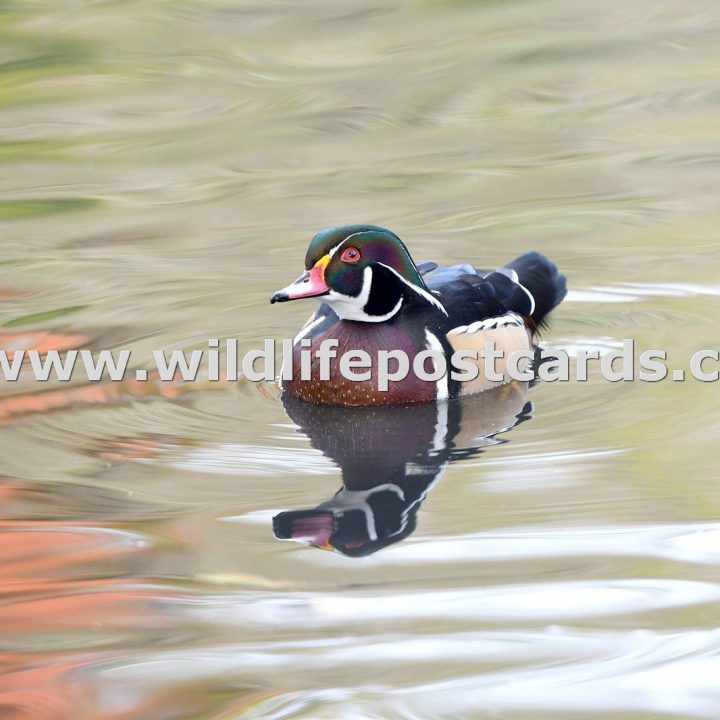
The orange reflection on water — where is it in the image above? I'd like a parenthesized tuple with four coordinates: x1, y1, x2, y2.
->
(0, 520, 184, 720)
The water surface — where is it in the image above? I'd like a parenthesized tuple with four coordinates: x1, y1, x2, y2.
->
(2, 1, 720, 718)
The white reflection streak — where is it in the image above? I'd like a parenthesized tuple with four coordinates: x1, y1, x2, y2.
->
(372, 523, 720, 565)
(168, 443, 335, 475)
(184, 579, 720, 627)
(98, 629, 720, 718)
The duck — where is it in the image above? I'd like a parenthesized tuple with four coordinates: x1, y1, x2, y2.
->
(270, 225, 566, 406)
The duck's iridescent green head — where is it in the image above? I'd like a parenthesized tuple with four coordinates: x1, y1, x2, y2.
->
(270, 225, 445, 322)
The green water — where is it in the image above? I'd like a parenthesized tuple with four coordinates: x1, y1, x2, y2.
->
(2, 1, 720, 718)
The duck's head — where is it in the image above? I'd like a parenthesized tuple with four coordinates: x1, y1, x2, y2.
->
(270, 225, 444, 322)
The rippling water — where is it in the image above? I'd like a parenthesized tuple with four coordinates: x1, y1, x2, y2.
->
(2, 1, 720, 718)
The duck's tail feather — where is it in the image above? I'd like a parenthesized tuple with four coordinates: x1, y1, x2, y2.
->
(505, 252, 567, 330)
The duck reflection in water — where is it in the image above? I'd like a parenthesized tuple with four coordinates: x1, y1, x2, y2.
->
(273, 382, 531, 557)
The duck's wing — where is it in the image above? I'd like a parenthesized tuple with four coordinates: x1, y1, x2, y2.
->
(416, 261, 438, 276)
(421, 253, 566, 330)
(427, 269, 535, 396)
(418, 262, 480, 284)
(425, 267, 534, 329)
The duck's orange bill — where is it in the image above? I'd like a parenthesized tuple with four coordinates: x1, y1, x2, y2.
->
(270, 255, 330, 303)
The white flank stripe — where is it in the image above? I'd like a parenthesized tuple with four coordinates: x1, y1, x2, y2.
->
(425, 329, 449, 400)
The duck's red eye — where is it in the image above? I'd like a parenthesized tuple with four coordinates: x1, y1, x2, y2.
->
(341, 246, 361, 263)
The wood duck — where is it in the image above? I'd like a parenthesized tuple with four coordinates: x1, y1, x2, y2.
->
(270, 225, 566, 406)
(273, 384, 530, 556)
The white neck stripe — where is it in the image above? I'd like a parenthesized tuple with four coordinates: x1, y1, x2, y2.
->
(323, 266, 404, 322)
(376, 262, 448, 315)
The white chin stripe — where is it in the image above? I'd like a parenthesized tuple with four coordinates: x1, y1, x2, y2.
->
(365, 295, 403, 322)
(322, 265, 371, 320)
(323, 266, 404, 322)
